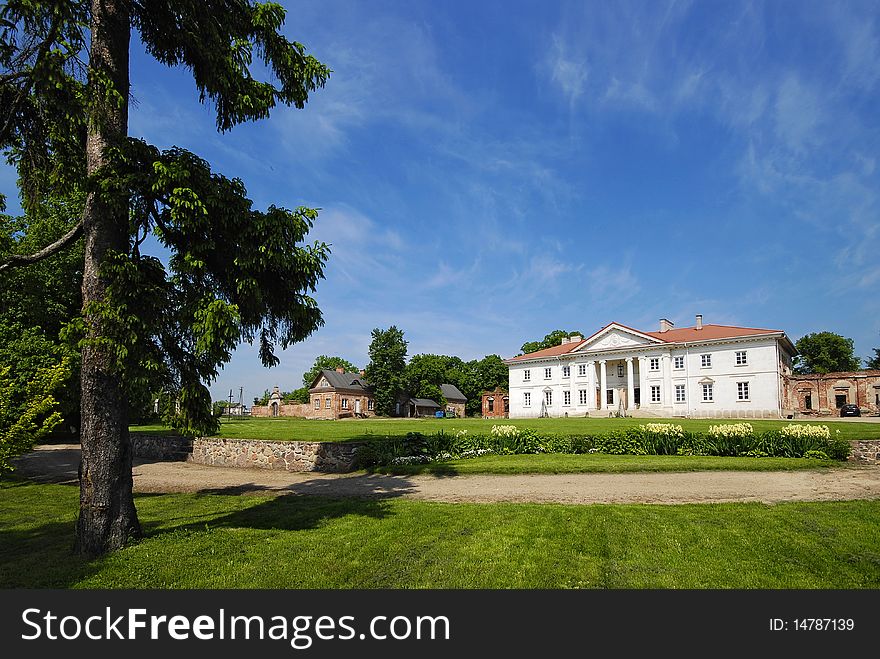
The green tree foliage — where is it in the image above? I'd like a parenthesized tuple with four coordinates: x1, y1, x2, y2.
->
(365, 326, 407, 416)
(0, 198, 83, 429)
(866, 334, 880, 370)
(402, 352, 508, 416)
(302, 355, 360, 387)
(0, 359, 69, 474)
(1, 0, 330, 555)
(520, 329, 583, 355)
(464, 354, 508, 416)
(794, 332, 861, 374)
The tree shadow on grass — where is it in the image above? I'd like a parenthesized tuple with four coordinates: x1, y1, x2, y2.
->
(171, 494, 397, 534)
(363, 463, 461, 478)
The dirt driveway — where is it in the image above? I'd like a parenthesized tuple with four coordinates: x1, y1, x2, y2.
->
(13, 443, 880, 505)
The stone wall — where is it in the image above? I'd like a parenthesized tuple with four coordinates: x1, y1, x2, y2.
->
(131, 434, 364, 472)
(849, 440, 880, 464)
(131, 434, 193, 461)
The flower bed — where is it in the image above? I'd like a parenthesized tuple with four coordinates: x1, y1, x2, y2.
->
(353, 424, 851, 468)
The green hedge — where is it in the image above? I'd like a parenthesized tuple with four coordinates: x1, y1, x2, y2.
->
(353, 424, 852, 468)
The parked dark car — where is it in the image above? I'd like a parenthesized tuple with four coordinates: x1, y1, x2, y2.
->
(840, 403, 861, 417)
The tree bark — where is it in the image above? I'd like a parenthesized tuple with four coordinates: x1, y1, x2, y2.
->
(75, 0, 140, 557)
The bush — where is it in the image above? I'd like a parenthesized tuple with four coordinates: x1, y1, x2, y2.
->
(355, 423, 853, 467)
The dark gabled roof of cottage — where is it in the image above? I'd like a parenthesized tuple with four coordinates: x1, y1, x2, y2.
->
(409, 398, 441, 408)
(309, 369, 372, 392)
(440, 383, 467, 402)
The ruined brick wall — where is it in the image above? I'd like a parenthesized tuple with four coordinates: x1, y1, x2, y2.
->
(785, 370, 880, 416)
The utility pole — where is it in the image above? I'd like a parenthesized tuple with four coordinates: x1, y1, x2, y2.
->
(227, 388, 234, 420)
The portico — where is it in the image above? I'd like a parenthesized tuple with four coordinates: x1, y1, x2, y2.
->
(505, 317, 796, 419)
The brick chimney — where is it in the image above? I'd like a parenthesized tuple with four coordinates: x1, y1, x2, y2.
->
(359, 370, 366, 377)
(335, 367, 345, 373)
(570, 334, 582, 342)
(695, 314, 703, 330)
(560, 336, 569, 345)
(659, 318, 674, 333)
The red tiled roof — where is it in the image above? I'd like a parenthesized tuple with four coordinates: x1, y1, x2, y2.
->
(643, 324, 783, 343)
(507, 340, 586, 361)
(508, 323, 785, 361)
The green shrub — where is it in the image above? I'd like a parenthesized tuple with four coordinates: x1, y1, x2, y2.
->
(593, 430, 647, 455)
(803, 450, 829, 460)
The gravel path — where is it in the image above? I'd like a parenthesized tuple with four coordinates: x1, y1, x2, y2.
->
(14, 443, 880, 505)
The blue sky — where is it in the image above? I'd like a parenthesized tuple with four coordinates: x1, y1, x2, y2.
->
(5, 0, 880, 405)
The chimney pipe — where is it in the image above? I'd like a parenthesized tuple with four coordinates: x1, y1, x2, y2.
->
(659, 318, 674, 333)
(696, 314, 703, 330)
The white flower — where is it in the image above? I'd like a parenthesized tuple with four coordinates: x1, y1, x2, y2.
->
(639, 423, 684, 438)
(779, 424, 830, 440)
(491, 424, 520, 438)
(708, 423, 753, 439)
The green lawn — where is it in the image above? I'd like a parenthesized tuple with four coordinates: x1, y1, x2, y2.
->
(2, 479, 879, 588)
(130, 415, 880, 442)
(367, 453, 845, 475)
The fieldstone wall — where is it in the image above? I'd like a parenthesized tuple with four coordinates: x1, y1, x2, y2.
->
(131, 434, 193, 461)
(849, 440, 880, 464)
(131, 434, 363, 472)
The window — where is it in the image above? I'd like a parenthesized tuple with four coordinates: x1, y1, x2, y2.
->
(325, 397, 331, 409)
(578, 364, 587, 377)
(650, 357, 659, 371)
(735, 351, 747, 366)
(368, 399, 374, 411)
(674, 356, 684, 370)
(606, 389, 614, 405)
(675, 384, 686, 403)
(314, 398, 320, 409)
(487, 397, 494, 412)
(702, 383, 713, 402)
(504, 397, 510, 413)
(523, 369, 531, 382)
(617, 364, 624, 377)
(523, 392, 531, 407)
(701, 354, 712, 367)
(804, 394, 812, 410)
(579, 389, 588, 405)
(562, 365, 570, 378)
(545, 390, 553, 406)
(737, 382, 750, 400)
(341, 399, 348, 410)
(544, 367, 552, 379)
(563, 390, 571, 406)
(651, 385, 661, 403)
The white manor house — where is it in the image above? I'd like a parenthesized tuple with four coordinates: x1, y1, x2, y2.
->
(505, 316, 796, 419)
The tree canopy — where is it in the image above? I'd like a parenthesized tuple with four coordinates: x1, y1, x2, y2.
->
(302, 355, 360, 387)
(793, 332, 861, 374)
(1, 0, 331, 555)
(520, 329, 583, 355)
(365, 326, 407, 416)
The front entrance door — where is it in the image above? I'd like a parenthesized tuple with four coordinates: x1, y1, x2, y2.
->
(355, 399, 361, 414)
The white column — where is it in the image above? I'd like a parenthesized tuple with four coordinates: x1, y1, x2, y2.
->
(586, 360, 596, 411)
(626, 357, 635, 411)
(637, 357, 647, 409)
(599, 360, 608, 410)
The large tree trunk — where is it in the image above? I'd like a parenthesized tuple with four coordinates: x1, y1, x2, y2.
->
(75, 0, 139, 557)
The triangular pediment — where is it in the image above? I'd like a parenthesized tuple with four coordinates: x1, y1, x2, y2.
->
(572, 323, 664, 353)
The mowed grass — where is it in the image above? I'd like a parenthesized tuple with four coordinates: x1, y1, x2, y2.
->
(367, 453, 846, 476)
(130, 415, 880, 442)
(2, 479, 879, 589)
